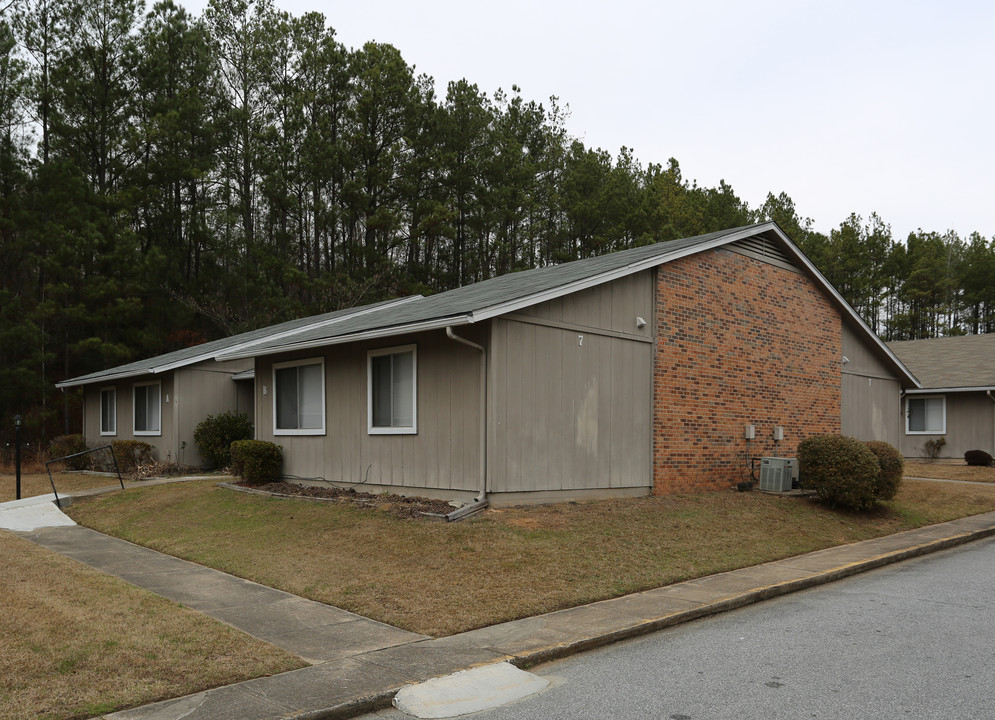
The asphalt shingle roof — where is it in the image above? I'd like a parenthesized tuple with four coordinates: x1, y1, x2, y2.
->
(56, 299, 406, 387)
(888, 334, 995, 389)
(226, 225, 761, 357)
(59, 221, 920, 389)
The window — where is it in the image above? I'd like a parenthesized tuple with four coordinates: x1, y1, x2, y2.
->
(273, 359, 325, 435)
(100, 387, 116, 435)
(368, 345, 417, 434)
(133, 382, 161, 435)
(906, 396, 945, 434)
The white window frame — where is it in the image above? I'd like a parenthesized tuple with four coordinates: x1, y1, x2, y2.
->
(99, 386, 117, 436)
(905, 395, 946, 435)
(272, 358, 326, 436)
(133, 381, 161, 436)
(367, 344, 418, 435)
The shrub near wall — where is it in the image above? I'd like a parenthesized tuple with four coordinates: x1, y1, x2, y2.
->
(111, 441, 155, 473)
(230, 440, 282, 486)
(864, 440, 904, 500)
(798, 435, 881, 511)
(194, 412, 253, 469)
(49, 435, 88, 470)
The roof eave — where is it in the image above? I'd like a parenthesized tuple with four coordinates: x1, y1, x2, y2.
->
(471, 224, 774, 323)
(766, 226, 923, 389)
(57, 298, 424, 387)
(216, 315, 473, 360)
(199, 295, 423, 369)
(56, 368, 157, 389)
(905, 385, 995, 394)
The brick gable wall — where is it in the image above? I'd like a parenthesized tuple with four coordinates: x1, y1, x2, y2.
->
(653, 248, 842, 493)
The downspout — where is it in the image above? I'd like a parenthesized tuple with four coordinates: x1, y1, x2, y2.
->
(446, 327, 488, 505)
(988, 390, 995, 456)
(900, 389, 907, 445)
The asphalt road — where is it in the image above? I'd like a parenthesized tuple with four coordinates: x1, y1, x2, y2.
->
(370, 536, 995, 720)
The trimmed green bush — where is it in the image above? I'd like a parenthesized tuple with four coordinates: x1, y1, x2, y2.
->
(798, 434, 882, 511)
(230, 440, 282, 486)
(49, 434, 88, 470)
(193, 412, 253, 469)
(111, 440, 155, 473)
(864, 440, 904, 501)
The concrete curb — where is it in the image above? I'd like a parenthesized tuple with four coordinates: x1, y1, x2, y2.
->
(506, 522, 995, 672)
(258, 514, 995, 720)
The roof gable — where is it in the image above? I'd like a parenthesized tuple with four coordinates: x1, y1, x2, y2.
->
(58, 222, 919, 390)
(215, 223, 918, 388)
(219, 225, 781, 359)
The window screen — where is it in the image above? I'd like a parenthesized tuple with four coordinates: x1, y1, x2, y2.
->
(275, 362, 323, 431)
(908, 397, 944, 433)
(369, 348, 415, 432)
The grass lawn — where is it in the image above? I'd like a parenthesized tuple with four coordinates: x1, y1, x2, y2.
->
(0, 531, 306, 720)
(0, 473, 123, 503)
(66, 477, 995, 638)
(904, 461, 995, 483)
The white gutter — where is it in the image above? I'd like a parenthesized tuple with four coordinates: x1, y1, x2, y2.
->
(446, 327, 488, 503)
(56, 296, 421, 387)
(468, 226, 770, 324)
(155, 296, 420, 373)
(988, 390, 995, 456)
(905, 386, 995, 394)
(56, 368, 156, 389)
(217, 315, 473, 360)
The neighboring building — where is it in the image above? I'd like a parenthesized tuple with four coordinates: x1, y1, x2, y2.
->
(213, 222, 918, 504)
(56, 300, 414, 467)
(888, 334, 995, 459)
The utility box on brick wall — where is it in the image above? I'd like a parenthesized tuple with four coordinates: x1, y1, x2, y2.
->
(759, 457, 797, 492)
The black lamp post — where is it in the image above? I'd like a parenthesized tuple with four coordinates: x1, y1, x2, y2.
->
(14, 414, 21, 500)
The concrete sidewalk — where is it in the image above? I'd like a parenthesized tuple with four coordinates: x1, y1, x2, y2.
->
(23, 524, 427, 666)
(9, 491, 995, 720)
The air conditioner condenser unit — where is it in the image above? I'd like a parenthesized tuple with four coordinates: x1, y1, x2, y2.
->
(759, 457, 796, 492)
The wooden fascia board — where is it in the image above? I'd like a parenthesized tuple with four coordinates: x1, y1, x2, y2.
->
(56, 368, 157, 389)
(215, 316, 473, 360)
(468, 226, 769, 324)
(764, 226, 923, 389)
(905, 386, 995, 394)
(58, 297, 423, 386)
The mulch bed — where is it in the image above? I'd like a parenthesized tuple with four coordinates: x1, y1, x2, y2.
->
(234, 481, 457, 519)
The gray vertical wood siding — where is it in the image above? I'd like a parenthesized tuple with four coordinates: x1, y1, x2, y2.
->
(489, 272, 654, 494)
(841, 322, 902, 447)
(81, 360, 250, 467)
(255, 329, 483, 492)
(899, 392, 995, 458)
(83, 374, 175, 462)
(175, 360, 250, 467)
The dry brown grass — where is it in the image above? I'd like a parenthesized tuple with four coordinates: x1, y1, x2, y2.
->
(904, 461, 995, 483)
(0, 531, 305, 720)
(66, 478, 995, 638)
(0, 473, 123, 503)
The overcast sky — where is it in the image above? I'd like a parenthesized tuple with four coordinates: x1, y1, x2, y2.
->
(181, 0, 995, 243)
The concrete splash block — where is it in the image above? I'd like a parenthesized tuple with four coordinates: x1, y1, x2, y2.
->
(393, 662, 549, 718)
(0, 494, 76, 531)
